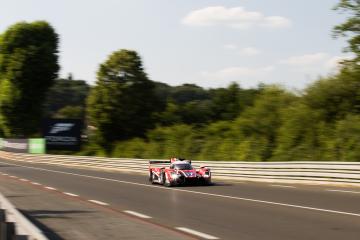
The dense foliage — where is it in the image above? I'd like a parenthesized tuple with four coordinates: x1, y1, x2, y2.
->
(1, 1, 359, 161)
(333, 0, 360, 62)
(103, 69, 360, 161)
(87, 50, 160, 148)
(98, 0, 360, 161)
(44, 76, 90, 119)
(0, 21, 59, 137)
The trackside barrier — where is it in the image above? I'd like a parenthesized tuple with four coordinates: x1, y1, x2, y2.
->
(1, 151, 360, 186)
(0, 193, 48, 240)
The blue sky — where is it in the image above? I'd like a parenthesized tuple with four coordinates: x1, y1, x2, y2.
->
(1, 0, 351, 89)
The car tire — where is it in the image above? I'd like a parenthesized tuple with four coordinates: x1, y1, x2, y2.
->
(149, 171, 153, 183)
(149, 171, 157, 184)
(163, 172, 173, 187)
(159, 170, 165, 185)
(204, 178, 212, 186)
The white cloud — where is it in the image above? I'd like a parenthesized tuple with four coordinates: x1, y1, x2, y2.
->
(324, 55, 353, 70)
(262, 16, 292, 29)
(202, 65, 274, 81)
(182, 6, 291, 29)
(198, 53, 354, 89)
(239, 47, 261, 56)
(280, 53, 354, 71)
(223, 44, 238, 50)
(280, 53, 329, 66)
(223, 44, 261, 56)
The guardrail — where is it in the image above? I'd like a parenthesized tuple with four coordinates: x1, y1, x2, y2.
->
(0, 151, 360, 186)
(0, 192, 48, 240)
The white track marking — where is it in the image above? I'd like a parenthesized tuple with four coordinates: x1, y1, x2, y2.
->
(88, 200, 109, 206)
(10, 175, 17, 178)
(31, 182, 41, 185)
(20, 178, 29, 181)
(326, 189, 360, 194)
(176, 227, 219, 239)
(270, 184, 296, 188)
(2, 161, 360, 217)
(45, 187, 57, 190)
(2, 173, 8, 176)
(63, 192, 79, 197)
(124, 210, 152, 219)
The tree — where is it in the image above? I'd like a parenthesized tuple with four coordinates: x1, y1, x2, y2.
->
(87, 49, 159, 148)
(180, 100, 213, 125)
(54, 106, 84, 119)
(210, 83, 241, 121)
(152, 81, 172, 105)
(234, 86, 297, 160)
(333, 0, 360, 62)
(303, 67, 360, 122)
(0, 21, 59, 137)
(156, 99, 213, 126)
(210, 83, 258, 121)
(333, 114, 360, 161)
(273, 103, 327, 161)
(44, 78, 90, 118)
(155, 101, 183, 126)
(169, 84, 210, 104)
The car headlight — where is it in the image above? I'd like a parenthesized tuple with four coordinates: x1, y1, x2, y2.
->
(171, 173, 180, 179)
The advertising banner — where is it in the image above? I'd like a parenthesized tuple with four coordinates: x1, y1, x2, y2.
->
(43, 119, 82, 151)
(0, 139, 28, 153)
(29, 138, 46, 154)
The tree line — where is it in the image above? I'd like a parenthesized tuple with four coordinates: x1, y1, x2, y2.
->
(0, 0, 359, 161)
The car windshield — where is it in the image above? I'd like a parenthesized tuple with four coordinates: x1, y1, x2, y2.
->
(174, 164, 193, 170)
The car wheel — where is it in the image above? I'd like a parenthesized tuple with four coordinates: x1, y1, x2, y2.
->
(159, 170, 165, 185)
(149, 171, 157, 184)
(163, 172, 173, 187)
(149, 171, 153, 183)
(204, 178, 212, 186)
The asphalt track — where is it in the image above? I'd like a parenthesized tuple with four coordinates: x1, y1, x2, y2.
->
(0, 158, 359, 240)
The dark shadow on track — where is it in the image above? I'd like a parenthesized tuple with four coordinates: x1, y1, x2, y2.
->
(0, 164, 17, 167)
(211, 182, 233, 187)
(5, 195, 28, 199)
(24, 209, 94, 219)
(164, 182, 233, 188)
(20, 209, 65, 240)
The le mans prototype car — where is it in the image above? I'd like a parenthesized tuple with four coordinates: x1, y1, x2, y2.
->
(149, 158, 211, 187)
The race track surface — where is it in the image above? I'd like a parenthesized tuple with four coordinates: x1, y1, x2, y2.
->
(0, 158, 359, 240)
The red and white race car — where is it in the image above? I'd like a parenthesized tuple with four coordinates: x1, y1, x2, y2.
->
(149, 158, 211, 187)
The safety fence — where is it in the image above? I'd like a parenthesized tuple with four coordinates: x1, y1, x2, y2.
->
(0, 193, 48, 240)
(1, 151, 360, 186)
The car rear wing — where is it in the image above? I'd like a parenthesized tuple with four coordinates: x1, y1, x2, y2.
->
(149, 159, 192, 165)
(149, 160, 170, 165)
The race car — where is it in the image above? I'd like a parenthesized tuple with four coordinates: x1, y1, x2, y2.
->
(149, 157, 211, 187)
